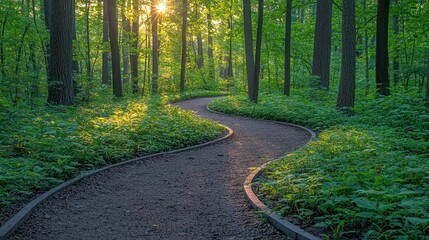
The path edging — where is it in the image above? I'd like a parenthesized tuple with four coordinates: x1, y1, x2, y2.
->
(207, 105, 320, 240)
(0, 124, 233, 240)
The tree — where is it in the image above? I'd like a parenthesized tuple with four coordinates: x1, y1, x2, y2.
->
(252, 0, 263, 102)
(337, 0, 356, 113)
(151, 0, 159, 93)
(311, 0, 332, 90)
(102, 0, 110, 85)
(243, 0, 263, 102)
(47, 0, 75, 105)
(108, 0, 123, 97)
(284, 0, 292, 96)
(122, 12, 131, 83)
(376, 0, 390, 96)
(207, 7, 215, 80)
(180, 0, 187, 92)
(426, 51, 429, 107)
(243, 0, 255, 101)
(130, 0, 139, 94)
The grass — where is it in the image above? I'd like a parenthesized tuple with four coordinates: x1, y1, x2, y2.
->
(0, 90, 225, 218)
(209, 91, 429, 239)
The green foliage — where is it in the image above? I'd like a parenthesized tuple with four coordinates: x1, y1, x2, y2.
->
(209, 92, 429, 238)
(0, 90, 224, 215)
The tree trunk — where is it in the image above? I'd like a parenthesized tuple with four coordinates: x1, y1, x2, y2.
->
(426, 51, 429, 107)
(363, 0, 370, 94)
(180, 0, 187, 92)
(311, 0, 332, 90)
(252, 0, 263, 103)
(151, 0, 159, 93)
(0, 13, 8, 79)
(376, 0, 390, 96)
(284, 0, 292, 96)
(130, 0, 139, 94)
(102, 0, 110, 85)
(43, 0, 51, 75)
(122, 12, 130, 83)
(196, 33, 204, 68)
(108, 0, 122, 97)
(47, 0, 75, 105)
(243, 0, 255, 100)
(337, 0, 356, 113)
(392, 0, 400, 86)
(72, 0, 79, 76)
(207, 9, 215, 80)
(227, 15, 233, 79)
(85, 0, 91, 77)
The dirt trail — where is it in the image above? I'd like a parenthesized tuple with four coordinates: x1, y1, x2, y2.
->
(10, 97, 311, 240)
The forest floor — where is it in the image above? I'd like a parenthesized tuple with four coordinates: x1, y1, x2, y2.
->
(9, 97, 311, 240)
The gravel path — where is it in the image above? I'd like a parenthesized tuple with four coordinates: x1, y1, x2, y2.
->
(9, 97, 311, 240)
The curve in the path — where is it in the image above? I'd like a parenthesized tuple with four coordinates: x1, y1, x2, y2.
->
(9, 97, 311, 240)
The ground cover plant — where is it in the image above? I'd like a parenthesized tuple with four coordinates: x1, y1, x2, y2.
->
(0, 90, 225, 219)
(209, 92, 429, 239)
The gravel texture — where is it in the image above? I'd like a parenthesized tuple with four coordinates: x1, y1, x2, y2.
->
(9, 97, 311, 240)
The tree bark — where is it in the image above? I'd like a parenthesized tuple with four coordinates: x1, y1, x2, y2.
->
(130, 0, 139, 94)
(108, 0, 122, 97)
(227, 16, 233, 79)
(180, 0, 187, 92)
(376, 0, 390, 96)
(196, 33, 204, 68)
(392, 0, 400, 86)
(47, 0, 75, 105)
(337, 0, 356, 113)
(426, 51, 429, 107)
(243, 0, 255, 100)
(311, 0, 332, 90)
(207, 9, 215, 80)
(43, 0, 51, 75)
(151, 0, 159, 93)
(252, 0, 263, 103)
(284, 0, 292, 96)
(102, 0, 110, 85)
(122, 12, 130, 83)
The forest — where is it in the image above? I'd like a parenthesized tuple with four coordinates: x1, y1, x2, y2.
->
(0, 0, 429, 239)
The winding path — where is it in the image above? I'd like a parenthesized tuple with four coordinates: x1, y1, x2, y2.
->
(10, 97, 311, 240)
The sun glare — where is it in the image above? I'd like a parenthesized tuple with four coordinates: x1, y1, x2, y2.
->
(156, 2, 167, 13)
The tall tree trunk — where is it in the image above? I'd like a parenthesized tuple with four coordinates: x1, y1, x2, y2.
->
(43, 0, 51, 75)
(252, 0, 263, 103)
(122, 12, 130, 83)
(130, 0, 139, 94)
(196, 33, 204, 68)
(151, 0, 159, 93)
(243, 0, 255, 100)
(363, 0, 370, 94)
(0, 13, 8, 79)
(207, 6, 215, 81)
(376, 0, 390, 96)
(72, 0, 79, 76)
(337, 0, 356, 113)
(284, 0, 292, 96)
(102, 0, 110, 84)
(85, 0, 91, 77)
(227, 10, 233, 79)
(180, 0, 187, 92)
(311, 0, 332, 90)
(392, 0, 400, 86)
(47, 0, 75, 105)
(426, 51, 429, 107)
(108, 0, 122, 97)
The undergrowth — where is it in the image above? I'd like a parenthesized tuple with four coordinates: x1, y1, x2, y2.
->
(0, 90, 224, 217)
(209, 91, 429, 239)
